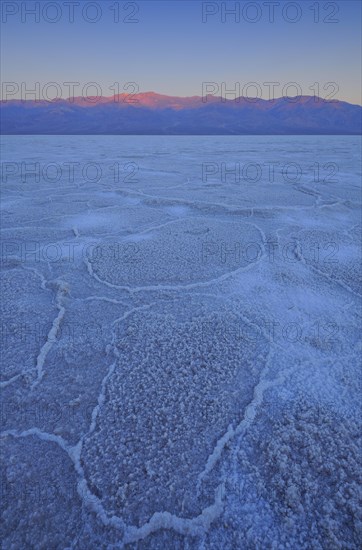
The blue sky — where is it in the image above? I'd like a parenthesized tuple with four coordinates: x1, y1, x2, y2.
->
(1, 0, 361, 104)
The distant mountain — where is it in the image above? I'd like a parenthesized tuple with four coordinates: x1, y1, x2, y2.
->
(1, 93, 361, 134)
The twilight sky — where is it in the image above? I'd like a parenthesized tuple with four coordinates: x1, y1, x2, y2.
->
(1, 0, 361, 104)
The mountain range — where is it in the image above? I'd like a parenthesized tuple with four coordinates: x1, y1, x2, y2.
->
(1, 92, 361, 134)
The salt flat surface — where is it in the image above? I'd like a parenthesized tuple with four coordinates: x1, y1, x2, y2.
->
(1, 136, 361, 549)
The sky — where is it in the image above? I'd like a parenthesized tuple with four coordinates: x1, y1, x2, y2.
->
(1, 0, 361, 104)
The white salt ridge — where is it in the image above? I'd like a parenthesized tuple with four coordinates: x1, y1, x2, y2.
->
(123, 484, 225, 544)
(197, 347, 301, 492)
(0, 373, 23, 388)
(31, 280, 68, 389)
